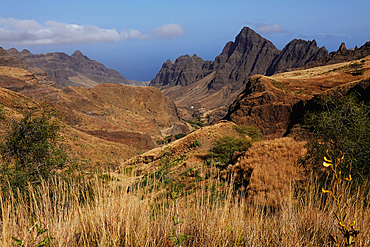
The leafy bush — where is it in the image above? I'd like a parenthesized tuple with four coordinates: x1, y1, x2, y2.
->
(190, 139, 202, 148)
(299, 94, 370, 181)
(183, 118, 204, 128)
(211, 135, 251, 165)
(0, 110, 68, 192)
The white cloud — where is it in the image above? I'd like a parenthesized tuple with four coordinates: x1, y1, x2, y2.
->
(0, 17, 185, 45)
(120, 29, 144, 40)
(151, 23, 186, 39)
(255, 23, 285, 34)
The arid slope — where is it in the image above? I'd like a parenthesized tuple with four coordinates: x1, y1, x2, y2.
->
(225, 55, 370, 138)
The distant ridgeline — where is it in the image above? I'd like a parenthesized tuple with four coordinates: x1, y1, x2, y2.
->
(6, 48, 143, 88)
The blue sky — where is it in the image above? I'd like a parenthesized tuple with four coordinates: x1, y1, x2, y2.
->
(1, 0, 370, 81)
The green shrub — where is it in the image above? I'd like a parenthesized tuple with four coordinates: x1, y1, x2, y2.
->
(0, 110, 69, 192)
(211, 135, 251, 165)
(174, 133, 187, 140)
(299, 94, 370, 181)
(350, 69, 365, 76)
(190, 139, 202, 148)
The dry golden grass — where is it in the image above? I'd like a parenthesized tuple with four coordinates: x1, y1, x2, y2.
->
(0, 175, 369, 246)
(229, 137, 306, 205)
(1, 134, 369, 246)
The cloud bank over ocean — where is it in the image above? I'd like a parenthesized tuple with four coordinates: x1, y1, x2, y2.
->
(0, 17, 185, 45)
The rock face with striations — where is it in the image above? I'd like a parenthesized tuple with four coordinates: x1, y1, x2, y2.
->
(7, 49, 134, 88)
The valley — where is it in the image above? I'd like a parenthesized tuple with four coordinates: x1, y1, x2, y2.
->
(0, 26, 369, 246)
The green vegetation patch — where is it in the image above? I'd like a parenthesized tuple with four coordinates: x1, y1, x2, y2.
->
(0, 104, 6, 120)
(350, 69, 365, 76)
(233, 124, 262, 141)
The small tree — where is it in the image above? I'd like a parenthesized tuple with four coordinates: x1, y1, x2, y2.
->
(0, 109, 68, 192)
(299, 94, 370, 181)
(211, 135, 251, 165)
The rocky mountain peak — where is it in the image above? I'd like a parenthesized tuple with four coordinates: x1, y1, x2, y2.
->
(208, 27, 280, 92)
(148, 26, 342, 123)
(72, 50, 85, 58)
(338, 42, 347, 52)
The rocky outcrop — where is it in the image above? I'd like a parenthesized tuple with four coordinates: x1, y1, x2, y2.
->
(266, 39, 328, 75)
(7, 49, 135, 88)
(224, 75, 303, 138)
(150, 54, 213, 89)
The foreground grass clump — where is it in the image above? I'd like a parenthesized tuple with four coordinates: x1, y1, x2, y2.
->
(322, 151, 360, 246)
(0, 173, 369, 246)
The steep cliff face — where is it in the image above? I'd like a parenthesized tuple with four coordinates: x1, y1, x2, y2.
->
(7, 49, 134, 88)
(224, 75, 303, 138)
(266, 39, 328, 75)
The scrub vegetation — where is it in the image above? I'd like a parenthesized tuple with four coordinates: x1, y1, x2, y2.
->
(0, 95, 369, 246)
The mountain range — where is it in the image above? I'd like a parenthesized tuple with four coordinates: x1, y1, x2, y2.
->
(149, 27, 370, 124)
(1, 26, 370, 159)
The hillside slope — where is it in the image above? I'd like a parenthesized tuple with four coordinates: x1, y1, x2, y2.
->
(0, 53, 189, 162)
(7, 48, 140, 88)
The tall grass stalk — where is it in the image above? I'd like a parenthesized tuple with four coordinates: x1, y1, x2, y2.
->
(0, 175, 369, 246)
